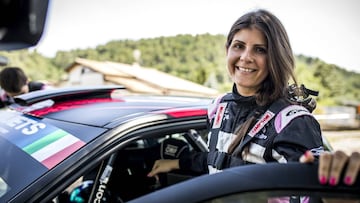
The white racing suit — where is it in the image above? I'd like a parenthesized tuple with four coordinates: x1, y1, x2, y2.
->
(179, 85, 324, 172)
(179, 85, 324, 202)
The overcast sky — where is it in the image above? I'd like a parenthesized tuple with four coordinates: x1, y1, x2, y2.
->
(35, 0, 360, 73)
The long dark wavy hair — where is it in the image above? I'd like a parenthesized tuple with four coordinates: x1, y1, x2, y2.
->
(227, 9, 298, 154)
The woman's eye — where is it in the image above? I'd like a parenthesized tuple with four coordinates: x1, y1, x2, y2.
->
(233, 44, 244, 49)
(255, 47, 267, 54)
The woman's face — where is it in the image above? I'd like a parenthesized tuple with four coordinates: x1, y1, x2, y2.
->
(226, 27, 268, 96)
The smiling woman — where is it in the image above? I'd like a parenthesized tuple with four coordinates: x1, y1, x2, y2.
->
(148, 10, 324, 189)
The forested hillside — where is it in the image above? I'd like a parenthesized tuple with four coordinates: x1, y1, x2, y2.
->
(0, 50, 63, 84)
(1, 33, 359, 106)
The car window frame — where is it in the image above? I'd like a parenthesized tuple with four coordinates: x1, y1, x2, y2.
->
(13, 114, 208, 202)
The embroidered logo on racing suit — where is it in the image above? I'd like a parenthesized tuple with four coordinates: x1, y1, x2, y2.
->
(248, 110, 275, 137)
(274, 105, 311, 133)
(212, 103, 227, 129)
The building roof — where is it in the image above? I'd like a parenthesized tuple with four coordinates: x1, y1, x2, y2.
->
(66, 58, 219, 97)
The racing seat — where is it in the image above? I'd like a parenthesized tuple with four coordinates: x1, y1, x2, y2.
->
(108, 137, 192, 201)
(73, 137, 194, 202)
(157, 137, 194, 187)
(107, 142, 161, 201)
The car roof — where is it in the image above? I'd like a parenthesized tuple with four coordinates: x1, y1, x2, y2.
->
(11, 85, 212, 127)
(1, 85, 213, 202)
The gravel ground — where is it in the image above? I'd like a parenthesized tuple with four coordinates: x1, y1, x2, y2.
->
(322, 130, 360, 155)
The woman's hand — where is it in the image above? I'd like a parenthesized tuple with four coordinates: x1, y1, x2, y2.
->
(147, 159, 180, 180)
(300, 150, 360, 185)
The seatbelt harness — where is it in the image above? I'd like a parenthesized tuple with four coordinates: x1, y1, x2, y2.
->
(207, 97, 311, 170)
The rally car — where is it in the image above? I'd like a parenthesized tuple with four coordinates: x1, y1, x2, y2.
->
(0, 85, 359, 203)
(0, 85, 211, 202)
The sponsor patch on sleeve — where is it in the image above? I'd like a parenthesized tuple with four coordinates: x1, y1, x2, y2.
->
(274, 105, 312, 133)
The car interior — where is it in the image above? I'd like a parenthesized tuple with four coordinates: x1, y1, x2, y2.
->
(54, 128, 209, 203)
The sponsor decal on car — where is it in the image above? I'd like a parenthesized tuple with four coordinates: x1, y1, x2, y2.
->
(0, 112, 85, 169)
(0, 177, 10, 198)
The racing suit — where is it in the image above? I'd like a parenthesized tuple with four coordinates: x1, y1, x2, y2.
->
(179, 84, 324, 174)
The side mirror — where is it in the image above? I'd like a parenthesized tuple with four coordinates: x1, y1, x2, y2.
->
(0, 0, 49, 51)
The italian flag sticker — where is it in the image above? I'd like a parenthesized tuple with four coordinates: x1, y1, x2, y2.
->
(0, 113, 86, 170)
(22, 129, 85, 169)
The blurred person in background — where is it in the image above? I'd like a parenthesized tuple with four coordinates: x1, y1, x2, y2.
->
(0, 66, 51, 108)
